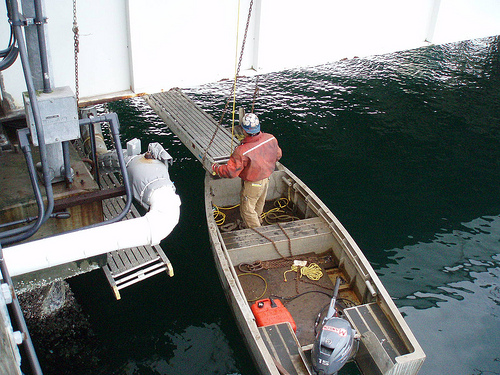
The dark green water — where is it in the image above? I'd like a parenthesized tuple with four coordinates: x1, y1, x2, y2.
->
(59, 36, 500, 375)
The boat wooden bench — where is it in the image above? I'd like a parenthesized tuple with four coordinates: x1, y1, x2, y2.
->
(344, 303, 411, 375)
(259, 322, 313, 375)
(221, 217, 334, 265)
(100, 172, 174, 300)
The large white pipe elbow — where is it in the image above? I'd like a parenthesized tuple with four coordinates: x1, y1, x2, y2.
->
(3, 185, 181, 277)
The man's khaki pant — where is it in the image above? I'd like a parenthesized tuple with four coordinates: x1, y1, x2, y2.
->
(240, 178, 269, 228)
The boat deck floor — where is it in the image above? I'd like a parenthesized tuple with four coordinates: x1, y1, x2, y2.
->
(235, 251, 360, 347)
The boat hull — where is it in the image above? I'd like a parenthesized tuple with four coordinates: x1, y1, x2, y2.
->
(204, 163, 425, 375)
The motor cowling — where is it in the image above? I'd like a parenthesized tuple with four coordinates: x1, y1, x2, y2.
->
(311, 316, 357, 375)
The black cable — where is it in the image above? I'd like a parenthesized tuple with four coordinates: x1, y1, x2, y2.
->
(0, 26, 18, 71)
(0, 28, 14, 56)
(276, 290, 333, 302)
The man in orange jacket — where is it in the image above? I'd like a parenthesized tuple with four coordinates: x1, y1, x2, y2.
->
(212, 113, 282, 228)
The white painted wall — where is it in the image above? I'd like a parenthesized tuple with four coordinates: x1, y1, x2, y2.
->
(127, 0, 240, 93)
(257, 0, 433, 72)
(1, 0, 499, 110)
(0, 0, 131, 109)
(47, 0, 131, 98)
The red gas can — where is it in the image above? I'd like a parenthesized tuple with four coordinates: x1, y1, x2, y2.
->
(251, 298, 297, 332)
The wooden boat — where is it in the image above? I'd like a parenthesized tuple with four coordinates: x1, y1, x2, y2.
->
(146, 88, 425, 375)
(204, 162, 425, 375)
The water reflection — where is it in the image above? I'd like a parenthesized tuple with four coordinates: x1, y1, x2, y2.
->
(54, 36, 500, 375)
(399, 259, 500, 375)
(378, 215, 500, 307)
(120, 323, 239, 375)
(377, 215, 500, 374)
(184, 36, 500, 375)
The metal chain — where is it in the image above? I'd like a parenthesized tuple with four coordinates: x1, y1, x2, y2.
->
(222, 0, 254, 122)
(277, 222, 292, 256)
(250, 221, 294, 259)
(234, 0, 254, 89)
(250, 227, 288, 259)
(203, 0, 254, 163)
(72, 0, 79, 105)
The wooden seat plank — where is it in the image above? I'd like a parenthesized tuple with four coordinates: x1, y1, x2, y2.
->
(259, 323, 312, 375)
(222, 217, 330, 250)
(344, 302, 409, 362)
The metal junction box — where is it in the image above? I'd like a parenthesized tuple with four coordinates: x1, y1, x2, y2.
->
(23, 86, 80, 146)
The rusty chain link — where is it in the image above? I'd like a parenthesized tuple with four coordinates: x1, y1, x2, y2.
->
(72, 0, 79, 105)
(203, 0, 254, 163)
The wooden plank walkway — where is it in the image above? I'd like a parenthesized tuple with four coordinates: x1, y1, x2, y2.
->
(100, 172, 174, 300)
(146, 88, 239, 171)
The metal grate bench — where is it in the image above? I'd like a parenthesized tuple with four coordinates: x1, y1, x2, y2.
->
(100, 173, 174, 299)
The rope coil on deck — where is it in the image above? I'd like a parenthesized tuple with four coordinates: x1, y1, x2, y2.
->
(237, 272, 268, 302)
(283, 263, 323, 282)
(261, 197, 300, 224)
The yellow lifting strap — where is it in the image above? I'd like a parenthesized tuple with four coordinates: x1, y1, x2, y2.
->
(231, 0, 242, 152)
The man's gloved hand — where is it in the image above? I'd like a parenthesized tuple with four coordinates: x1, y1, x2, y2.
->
(211, 163, 220, 176)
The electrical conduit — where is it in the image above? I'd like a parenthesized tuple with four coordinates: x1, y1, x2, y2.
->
(1, 0, 55, 243)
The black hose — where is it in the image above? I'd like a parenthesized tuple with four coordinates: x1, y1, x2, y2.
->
(0, 34, 14, 57)
(0, 212, 70, 229)
(0, 44, 18, 71)
(0, 24, 18, 70)
(3, 115, 131, 248)
(88, 122, 100, 186)
(62, 141, 73, 184)
(276, 290, 333, 302)
(0, 11, 15, 58)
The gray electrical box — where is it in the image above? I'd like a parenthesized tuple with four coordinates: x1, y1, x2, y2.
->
(23, 86, 80, 146)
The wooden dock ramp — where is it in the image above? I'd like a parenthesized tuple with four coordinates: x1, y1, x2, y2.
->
(146, 88, 240, 171)
(100, 172, 174, 300)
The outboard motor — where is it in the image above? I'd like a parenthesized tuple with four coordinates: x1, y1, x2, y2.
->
(311, 278, 358, 375)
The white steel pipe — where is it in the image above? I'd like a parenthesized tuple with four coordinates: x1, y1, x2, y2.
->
(3, 185, 180, 277)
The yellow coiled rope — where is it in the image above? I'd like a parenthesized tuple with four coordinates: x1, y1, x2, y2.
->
(213, 197, 299, 227)
(261, 197, 299, 224)
(237, 272, 268, 302)
(284, 263, 323, 282)
(213, 203, 240, 226)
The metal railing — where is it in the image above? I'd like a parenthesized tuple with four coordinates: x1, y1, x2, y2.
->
(0, 244, 43, 375)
